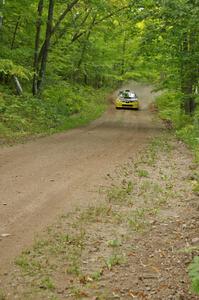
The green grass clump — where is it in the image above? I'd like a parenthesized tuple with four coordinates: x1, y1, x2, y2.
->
(105, 254, 125, 270)
(137, 169, 149, 178)
(0, 289, 6, 300)
(39, 277, 55, 291)
(107, 181, 133, 204)
(189, 256, 199, 294)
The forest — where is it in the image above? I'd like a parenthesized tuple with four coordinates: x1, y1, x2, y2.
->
(0, 0, 199, 149)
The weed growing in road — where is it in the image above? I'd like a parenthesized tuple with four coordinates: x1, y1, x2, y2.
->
(193, 181, 199, 193)
(137, 169, 149, 178)
(128, 209, 149, 232)
(0, 290, 6, 300)
(105, 254, 125, 270)
(90, 270, 103, 281)
(15, 254, 43, 275)
(79, 204, 113, 223)
(128, 208, 158, 232)
(107, 239, 121, 248)
(39, 277, 55, 291)
(140, 180, 151, 193)
(107, 181, 133, 204)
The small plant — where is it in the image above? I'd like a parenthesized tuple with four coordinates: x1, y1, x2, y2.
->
(0, 289, 6, 300)
(79, 205, 113, 223)
(40, 277, 55, 290)
(140, 180, 151, 193)
(105, 254, 125, 270)
(107, 181, 133, 204)
(15, 255, 30, 271)
(137, 169, 149, 178)
(156, 196, 167, 206)
(67, 263, 81, 276)
(66, 249, 82, 276)
(107, 239, 121, 248)
(128, 208, 150, 232)
(152, 183, 163, 194)
(180, 246, 199, 254)
(91, 270, 103, 281)
(70, 287, 89, 298)
(15, 254, 42, 275)
(193, 182, 199, 193)
(188, 256, 199, 294)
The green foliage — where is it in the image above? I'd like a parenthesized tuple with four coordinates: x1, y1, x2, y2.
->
(156, 91, 199, 160)
(189, 256, 199, 294)
(156, 92, 182, 127)
(176, 125, 199, 150)
(0, 84, 108, 143)
(0, 59, 31, 80)
(1, 0, 199, 143)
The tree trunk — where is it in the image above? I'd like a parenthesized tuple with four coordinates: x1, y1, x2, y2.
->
(180, 32, 196, 114)
(13, 76, 23, 95)
(121, 31, 127, 75)
(11, 16, 21, 50)
(77, 14, 97, 69)
(37, 0, 54, 92)
(37, 0, 80, 65)
(32, 0, 44, 96)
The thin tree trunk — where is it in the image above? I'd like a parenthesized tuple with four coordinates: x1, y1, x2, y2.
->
(181, 32, 196, 114)
(11, 16, 21, 50)
(32, 0, 44, 95)
(121, 31, 127, 75)
(13, 76, 23, 95)
(37, 0, 54, 92)
(52, 9, 91, 47)
(37, 0, 80, 64)
(77, 14, 97, 69)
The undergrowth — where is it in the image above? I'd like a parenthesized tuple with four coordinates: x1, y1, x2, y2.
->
(0, 82, 108, 144)
(156, 92, 199, 161)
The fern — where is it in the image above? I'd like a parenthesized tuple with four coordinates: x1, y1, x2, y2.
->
(0, 59, 31, 80)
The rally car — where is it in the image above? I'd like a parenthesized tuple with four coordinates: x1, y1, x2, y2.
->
(115, 89, 139, 110)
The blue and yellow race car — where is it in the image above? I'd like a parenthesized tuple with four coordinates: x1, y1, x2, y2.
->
(115, 90, 139, 110)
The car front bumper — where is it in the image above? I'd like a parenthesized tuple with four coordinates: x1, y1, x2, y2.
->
(115, 100, 139, 109)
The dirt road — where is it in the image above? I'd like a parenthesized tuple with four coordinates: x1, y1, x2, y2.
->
(0, 82, 162, 273)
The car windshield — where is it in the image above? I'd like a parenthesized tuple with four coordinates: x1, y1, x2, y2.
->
(119, 91, 136, 99)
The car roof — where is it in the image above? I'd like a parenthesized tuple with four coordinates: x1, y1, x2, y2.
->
(119, 89, 135, 93)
